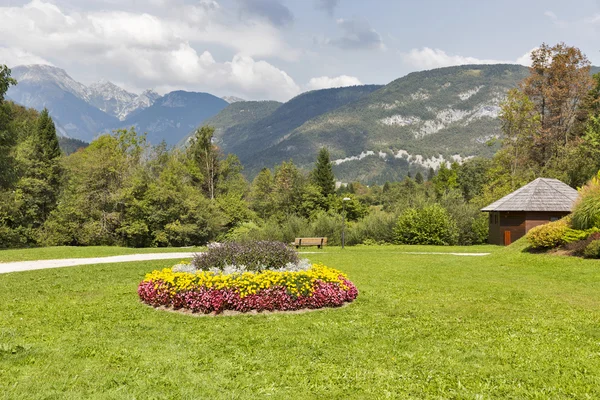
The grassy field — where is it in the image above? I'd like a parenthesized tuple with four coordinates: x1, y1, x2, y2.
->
(0, 246, 205, 263)
(1, 245, 600, 398)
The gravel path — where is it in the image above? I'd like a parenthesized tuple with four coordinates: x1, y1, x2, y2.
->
(0, 253, 196, 274)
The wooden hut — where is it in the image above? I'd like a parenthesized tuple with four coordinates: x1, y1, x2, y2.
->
(481, 178, 579, 245)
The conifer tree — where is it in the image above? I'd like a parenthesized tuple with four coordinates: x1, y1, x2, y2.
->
(427, 167, 435, 181)
(36, 109, 61, 161)
(415, 171, 424, 184)
(311, 147, 335, 197)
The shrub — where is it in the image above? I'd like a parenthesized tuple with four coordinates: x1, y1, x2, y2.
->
(583, 240, 600, 259)
(572, 172, 600, 230)
(562, 227, 600, 244)
(393, 204, 459, 245)
(526, 219, 569, 249)
(309, 211, 342, 246)
(192, 241, 299, 272)
(346, 210, 396, 246)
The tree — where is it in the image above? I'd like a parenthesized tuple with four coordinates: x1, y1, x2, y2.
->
(250, 168, 275, 219)
(35, 109, 61, 161)
(311, 148, 335, 197)
(189, 126, 219, 200)
(456, 158, 491, 202)
(414, 172, 424, 184)
(432, 163, 458, 198)
(0, 65, 17, 190)
(498, 89, 540, 184)
(0, 65, 16, 102)
(427, 167, 435, 181)
(273, 161, 305, 217)
(522, 43, 593, 164)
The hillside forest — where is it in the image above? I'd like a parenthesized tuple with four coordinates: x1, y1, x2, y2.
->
(1, 43, 599, 249)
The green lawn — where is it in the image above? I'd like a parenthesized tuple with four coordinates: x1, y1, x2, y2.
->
(0, 246, 205, 263)
(1, 245, 600, 398)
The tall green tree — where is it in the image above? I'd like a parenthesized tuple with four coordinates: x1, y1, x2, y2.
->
(0, 65, 16, 103)
(250, 168, 275, 219)
(311, 148, 335, 197)
(188, 126, 219, 200)
(0, 65, 17, 190)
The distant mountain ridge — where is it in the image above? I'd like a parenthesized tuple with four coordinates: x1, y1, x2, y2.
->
(6, 64, 228, 143)
(6, 63, 600, 184)
(244, 64, 532, 182)
(121, 91, 228, 145)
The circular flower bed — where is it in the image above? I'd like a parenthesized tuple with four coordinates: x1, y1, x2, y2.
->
(138, 241, 358, 315)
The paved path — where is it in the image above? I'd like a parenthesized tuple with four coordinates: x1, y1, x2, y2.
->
(0, 252, 196, 274)
(0, 251, 489, 275)
(397, 252, 490, 256)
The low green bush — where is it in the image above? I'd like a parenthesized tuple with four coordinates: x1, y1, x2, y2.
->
(583, 240, 600, 259)
(393, 204, 459, 246)
(562, 227, 600, 244)
(526, 219, 569, 249)
(346, 210, 396, 246)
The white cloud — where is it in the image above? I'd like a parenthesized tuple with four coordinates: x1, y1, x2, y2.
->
(0, 47, 53, 66)
(401, 47, 535, 69)
(307, 75, 361, 90)
(0, 0, 301, 100)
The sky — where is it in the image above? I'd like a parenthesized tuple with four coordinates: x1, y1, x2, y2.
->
(0, 0, 599, 101)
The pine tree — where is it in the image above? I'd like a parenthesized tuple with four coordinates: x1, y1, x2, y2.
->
(427, 167, 435, 181)
(36, 109, 61, 161)
(415, 171, 424, 184)
(311, 148, 335, 197)
(14, 108, 63, 232)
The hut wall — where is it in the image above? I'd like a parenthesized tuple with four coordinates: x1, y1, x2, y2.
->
(525, 211, 570, 231)
(488, 212, 502, 245)
(498, 211, 526, 245)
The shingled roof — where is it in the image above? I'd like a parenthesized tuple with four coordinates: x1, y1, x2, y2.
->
(481, 178, 580, 212)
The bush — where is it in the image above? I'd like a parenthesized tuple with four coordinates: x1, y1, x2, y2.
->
(562, 227, 600, 244)
(309, 211, 342, 246)
(346, 210, 396, 246)
(572, 172, 600, 230)
(192, 241, 299, 272)
(526, 219, 569, 249)
(443, 198, 489, 245)
(583, 240, 600, 259)
(393, 204, 459, 245)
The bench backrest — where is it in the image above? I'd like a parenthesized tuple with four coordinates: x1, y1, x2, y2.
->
(294, 237, 327, 246)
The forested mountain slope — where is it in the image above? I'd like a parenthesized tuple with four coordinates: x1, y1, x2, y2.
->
(242, 64, 531, 183)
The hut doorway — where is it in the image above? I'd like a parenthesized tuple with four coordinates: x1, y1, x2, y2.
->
(504, 231, 512, 246)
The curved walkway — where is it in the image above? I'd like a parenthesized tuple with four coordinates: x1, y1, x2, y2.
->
(0, 252, 195, 274)
(0, 251, 490, 275)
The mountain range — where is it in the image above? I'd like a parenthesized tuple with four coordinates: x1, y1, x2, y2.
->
(7, 63, 600, 183)
(6, 65, 229, 144)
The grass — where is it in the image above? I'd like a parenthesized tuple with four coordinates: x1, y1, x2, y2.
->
(1, 245, 600, 398)
(0, 246, 205, 263)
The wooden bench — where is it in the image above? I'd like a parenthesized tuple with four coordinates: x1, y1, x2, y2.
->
(293, 237, 327, 249)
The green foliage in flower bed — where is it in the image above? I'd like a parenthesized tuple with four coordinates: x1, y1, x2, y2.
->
(192, 241, 299, 272)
